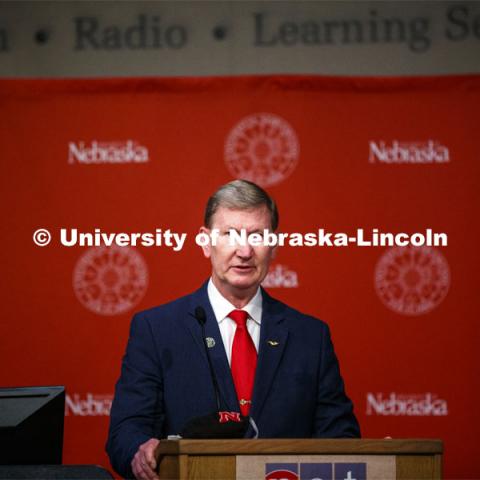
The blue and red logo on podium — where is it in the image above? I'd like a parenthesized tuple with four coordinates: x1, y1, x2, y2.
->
(265, 464, 298, 480)
(265, 462, 366, 480)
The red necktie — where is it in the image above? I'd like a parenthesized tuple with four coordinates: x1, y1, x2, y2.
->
(229, 309, 257, 416)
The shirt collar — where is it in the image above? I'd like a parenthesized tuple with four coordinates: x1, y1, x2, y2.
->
(207, 278, 262, 326)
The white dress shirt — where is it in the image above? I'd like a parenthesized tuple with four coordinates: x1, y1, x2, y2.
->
(207, 278, 262, 365)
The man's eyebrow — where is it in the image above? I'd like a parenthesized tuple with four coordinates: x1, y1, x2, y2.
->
(227, 227, 263, 233)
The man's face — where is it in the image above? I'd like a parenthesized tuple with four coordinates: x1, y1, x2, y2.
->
(200, 205, 275, 300)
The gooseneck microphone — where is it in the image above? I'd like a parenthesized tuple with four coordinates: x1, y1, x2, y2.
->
(179, 306, 249, 439)
(194, 306, 221, 412)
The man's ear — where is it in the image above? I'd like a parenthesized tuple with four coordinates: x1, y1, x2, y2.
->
(199, 226, 211, 258)
(271, 245, 278, 260)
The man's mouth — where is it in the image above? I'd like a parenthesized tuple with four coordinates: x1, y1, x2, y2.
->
(231, 265, 255, 273)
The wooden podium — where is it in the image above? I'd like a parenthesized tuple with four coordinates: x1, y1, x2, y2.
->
(155, 439, 443, 480)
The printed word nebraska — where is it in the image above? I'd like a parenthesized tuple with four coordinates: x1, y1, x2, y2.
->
(227, 228, 448, 247)
(68, 140, 149, 164)
(60, 228, 186, 251)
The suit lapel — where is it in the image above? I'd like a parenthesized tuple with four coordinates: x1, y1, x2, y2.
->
(183, 283, 239, 412)
(249, 289, 289, 423)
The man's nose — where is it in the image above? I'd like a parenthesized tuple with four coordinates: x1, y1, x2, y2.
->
(236, 242, 254, 259)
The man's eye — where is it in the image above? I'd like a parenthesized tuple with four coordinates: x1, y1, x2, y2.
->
(249, 232, 263, 239)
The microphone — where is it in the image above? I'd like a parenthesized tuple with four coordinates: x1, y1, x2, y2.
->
(179, 306, 249, 439)
(194, 306, 221, 412)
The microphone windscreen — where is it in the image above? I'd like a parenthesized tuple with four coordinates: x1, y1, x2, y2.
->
(180, 412, 249, 439)
(194, 306, 207, 325)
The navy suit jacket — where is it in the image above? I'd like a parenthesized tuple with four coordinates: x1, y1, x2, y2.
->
(106, 282, 360, 478)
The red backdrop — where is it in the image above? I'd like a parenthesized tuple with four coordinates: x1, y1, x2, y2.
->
(0, 75, 479, 478)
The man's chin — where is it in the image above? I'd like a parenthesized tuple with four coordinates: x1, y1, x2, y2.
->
(227, 275, 260, 291)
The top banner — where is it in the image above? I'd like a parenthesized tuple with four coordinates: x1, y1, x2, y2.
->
(0, 1, 479, 77)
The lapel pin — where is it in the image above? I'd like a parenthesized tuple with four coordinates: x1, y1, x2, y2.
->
(267, 340, 279, 346)
(206, 337, 216, 348)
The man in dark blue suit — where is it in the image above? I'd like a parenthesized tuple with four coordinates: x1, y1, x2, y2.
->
(107, 180, 360, 479)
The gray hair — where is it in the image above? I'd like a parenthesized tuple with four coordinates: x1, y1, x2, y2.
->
(204, 180, 279, 231)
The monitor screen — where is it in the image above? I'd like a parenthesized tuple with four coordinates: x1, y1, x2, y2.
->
(0, 386, 65, 464)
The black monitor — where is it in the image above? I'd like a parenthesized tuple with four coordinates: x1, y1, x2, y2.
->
(0, 386, 65, 465)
